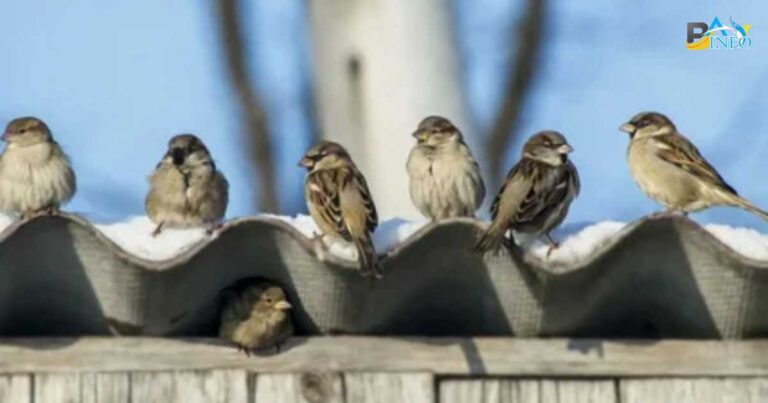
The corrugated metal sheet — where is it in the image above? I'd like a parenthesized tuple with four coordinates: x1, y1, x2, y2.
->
(0, 214, 765, 338)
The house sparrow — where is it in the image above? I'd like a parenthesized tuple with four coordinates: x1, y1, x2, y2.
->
(218, 278, 294, 355)
(299, 141, 381, 277)
(146, 134, 229, 236)
(406, 116, 485, 220)
(0, 117, 76, 219)
(621, 111, 768, 220)
(475, 131, 580, 255)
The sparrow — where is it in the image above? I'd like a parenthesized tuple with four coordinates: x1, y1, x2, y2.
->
(146, 134, 229, 236)
(621, 111, 768, 220)
(475, 131, 580, 255)
(0, 117, 76, 219)
(406, 116, 485, 220)
(218, 278, 294, 355)
(299, 141, 381, 277)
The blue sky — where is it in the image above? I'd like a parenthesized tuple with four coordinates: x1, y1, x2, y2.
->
(1, 0, 767, 229)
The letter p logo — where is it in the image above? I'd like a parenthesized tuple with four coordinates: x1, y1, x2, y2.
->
(687, 22, 709, 43)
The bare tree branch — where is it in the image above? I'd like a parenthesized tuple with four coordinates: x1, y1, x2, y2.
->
(486, 0, 547, 189)
(216, 0, 279, 213)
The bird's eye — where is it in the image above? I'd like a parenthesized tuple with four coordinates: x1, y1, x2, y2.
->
(265, 297, 273, 304)
(640, 119, 650, 126)
(431, 128, 439, 134)
(19, 129, 26, 134)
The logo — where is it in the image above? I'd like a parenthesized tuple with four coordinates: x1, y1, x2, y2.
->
(686, 17, 752, 50)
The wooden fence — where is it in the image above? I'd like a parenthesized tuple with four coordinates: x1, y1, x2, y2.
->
(0, 337, 766, 402)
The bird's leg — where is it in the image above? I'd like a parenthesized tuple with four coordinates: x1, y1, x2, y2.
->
(151, 222, 165, 237)
(205, 222, 223, 236)
(544, 233, 559, 258)
(45, 204, 59, 216)
(275, 342, 282, 354)
(311, 232, 328, 250)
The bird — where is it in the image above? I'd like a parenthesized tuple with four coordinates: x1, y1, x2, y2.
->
(299, 140, 381, 277)
(620, 111, 768, 220)
(406, 116, 485, 220)
(146, 134, 229, 236)
(474, 131, 580, 256)
(0, 117, 76, 219)
(218, 278, 294, 355)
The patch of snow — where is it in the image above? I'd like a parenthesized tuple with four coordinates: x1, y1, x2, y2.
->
(94, 216, 209, 261)
(704, 224, 768, 261)
(0, 214, 15, 233)
(261, 214, 428, 261)
(530, 221, 627, 265)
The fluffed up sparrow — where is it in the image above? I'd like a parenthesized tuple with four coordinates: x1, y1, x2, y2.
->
(407, 115, 485, 220)
(0, 117, 76, 219)
(218, 278, 294, 355)
(146, 134, 229, 236)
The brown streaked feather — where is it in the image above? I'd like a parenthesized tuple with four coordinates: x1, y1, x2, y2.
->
(654, 134, 737, 195)
(352, 169, 378, 233)
(490, 158, 577, 227)
(306, 170, 347, 238)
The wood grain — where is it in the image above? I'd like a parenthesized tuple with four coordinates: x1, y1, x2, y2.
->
(254, 373, 344, 403)
(439, 379, 617, 403)
(620, 378, 768, 403)
(0, 375, 30, 403)
(34, 373, 80, 403)
(0, 337, 766, 376)
(81, 373, 130, 403)
(129, 370, 248, 403)
(344, 373, 435, 403)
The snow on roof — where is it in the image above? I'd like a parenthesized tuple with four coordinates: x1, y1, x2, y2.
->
(0, 213, 767, 263)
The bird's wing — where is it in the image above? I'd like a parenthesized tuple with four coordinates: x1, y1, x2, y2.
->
(514, 160, 575, 225)
(339, 167, 378, 236)
(306, 170, 349, 239)
(654, 134, 737, 195)
(489, 161, 534, 224)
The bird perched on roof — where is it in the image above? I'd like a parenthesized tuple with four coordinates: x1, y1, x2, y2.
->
(146, 134, 229, 236)
(0, 117, 76, 219)
(299, 141, 381, 277)
(407, 116, 485, 220)
(218, 278, 294, 355)
(475, 131, 580, 256)
(620, 111, 768, 221)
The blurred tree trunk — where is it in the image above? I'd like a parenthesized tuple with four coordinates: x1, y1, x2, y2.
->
(486, 0, 547, 190)
(307, 0, 473, 220)
(216, 0, 278, 213)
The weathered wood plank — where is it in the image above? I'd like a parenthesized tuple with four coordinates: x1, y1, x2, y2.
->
(0, 337, 766, 376)
(130, 370, 248, 403)
(254, 373, 344, 403)
(34, 373, 80, 403)
(344, 373, 434, 403)
(0, 375, 31, 403)
(439, 379, 616, 403)
(81, 373, 130, 403)
(620, 378, 768, 403)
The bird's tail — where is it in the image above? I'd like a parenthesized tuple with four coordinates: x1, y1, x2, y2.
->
(473, 223, 507, 253)
(354, 236, 382, 278)
(732, 196, 768, 222)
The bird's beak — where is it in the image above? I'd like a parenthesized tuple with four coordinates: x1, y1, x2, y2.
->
(274, 300, 292, 310)
(412, 130, 428, 142)
(1, 132, 9, 142)
(620, 123, 636, 134)
(298, 156, 313, 168)
(556, 144, 573, 154)
(171, 148, 185, 166)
